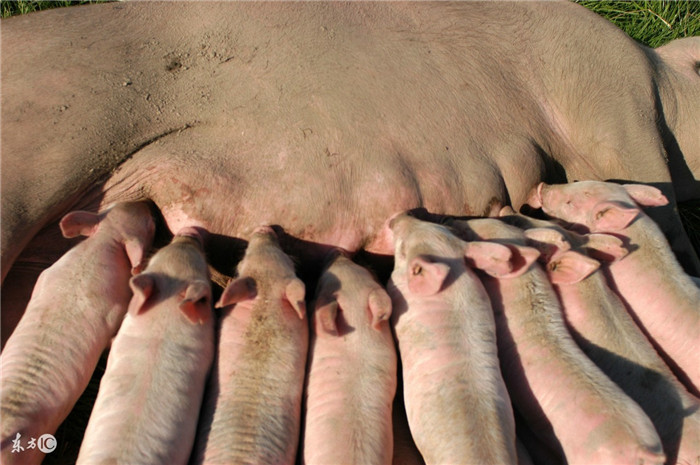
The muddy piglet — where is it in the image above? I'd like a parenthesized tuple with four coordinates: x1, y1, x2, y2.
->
(1, 202, 155, 465)
(303, 249, 397, 465)
(76, 227, 214, 465)
(192, 226, 308, 465)
(387, 213, 518, 465)
(529, 180, 700, 395)
(451, 217, 665, 465)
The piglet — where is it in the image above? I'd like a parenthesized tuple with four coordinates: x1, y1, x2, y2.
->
(451, 217, 665, 465)
(303, 249, 397, 465)
(387, 213, 518, 465)
(0, 202, 155, 465)
(192, 226, 308, 465)
(76, 227, 214, 465)
(521, 223, 700, 465)
(528, 180, 700, 395)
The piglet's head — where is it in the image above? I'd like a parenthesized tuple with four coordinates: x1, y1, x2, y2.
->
(216, 275, 306, 320)
(527, 181, 668, 233)
(128, 274, 213, 325)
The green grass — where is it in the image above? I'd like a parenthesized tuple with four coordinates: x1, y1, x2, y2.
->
(1, 0, 111, 19)
(576, 0, 700, 47)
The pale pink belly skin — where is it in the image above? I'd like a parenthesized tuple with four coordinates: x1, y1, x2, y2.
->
(486, 265, 665, 465)
(193, 300, 308, 465)
(556, 270, 700, 465)
(389, 275, 517, 465)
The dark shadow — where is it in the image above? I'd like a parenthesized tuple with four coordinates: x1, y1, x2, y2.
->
(562, 324, 690, 464)
(479, 275, 567, 464)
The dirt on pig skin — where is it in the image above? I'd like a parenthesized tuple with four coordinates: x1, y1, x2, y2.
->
(0, 202, 155, 465)
(191, 226, 308, 465)
(450, 217, 666, 465)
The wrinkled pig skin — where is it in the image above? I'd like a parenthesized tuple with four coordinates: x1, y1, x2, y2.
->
(77, 228, 214, 465)
(519, 222, 700, 465)
(192, 226, 308, 465)
(529, 181, 700, 396)
(3, 1, 700, 301)
(450, 218, 666, 465)
(303, 249, 397, 465)
(0, 202, 155, 465)
(387, 213, 518, 465)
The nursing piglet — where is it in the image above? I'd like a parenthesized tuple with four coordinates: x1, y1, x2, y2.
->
(522, 224, 700, 465)
(528, 180, 700, 395)
(76, 227, 214, 465)
(192, 226, 308, 465)
(303, 249, 397, 465)
(387, 213, 517, 465)
(451, 217, 665, 465)
(1, 202, 155, 465)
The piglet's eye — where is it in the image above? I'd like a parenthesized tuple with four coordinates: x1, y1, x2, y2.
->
(412, 264, 423, 276)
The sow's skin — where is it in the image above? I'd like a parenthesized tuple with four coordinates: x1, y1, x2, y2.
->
(192, 226, 308, 465)
(512, 219, 700, 465)
(3, 1, 700, 304)
(77, 228, 214, 465)
(303, 249, 397, 465)
(0, 202, 154, 465)
(387, 213, 518, 465)
(529, 181, 700, 395)
(450, 217, 666, 465)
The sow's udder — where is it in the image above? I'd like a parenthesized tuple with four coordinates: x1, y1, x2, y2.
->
(97, 122, 512, 272)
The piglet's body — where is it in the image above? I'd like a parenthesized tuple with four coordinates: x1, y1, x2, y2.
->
(77, 229, 214, 465)
(523, 224, 700, 465)
(387, 214, 517, 465)
(303, 250, 397, 465)
(529, 181, 700, 395)
(0, 202, 155, 465)
(453, 218, 665, 465)
(192, 226, 308, 465)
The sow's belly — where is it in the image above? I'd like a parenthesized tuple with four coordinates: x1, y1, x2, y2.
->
(95, 123, 516, 271)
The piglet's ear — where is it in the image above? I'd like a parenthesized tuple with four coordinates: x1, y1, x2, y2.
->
(523, 227, 570, 262)
(546, 250, 600, 284)
(623, 184, 668, 207)
(407, 256, 449, 296)
(180, 280, 212, 325)
(128, 273, 155, 316)
(285, 278, 307, 320)
(124, 239, 150, 275)
(590, 201, 640, 232)
(368, 287, 392, 331)
(59, 211, 102, 238)
(315, 299, 339, 336)
(216, 276, 256, 308)
(464, 241, 513, 277)
(498, 245, 540, 278)
(584, 233, 629, 263)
